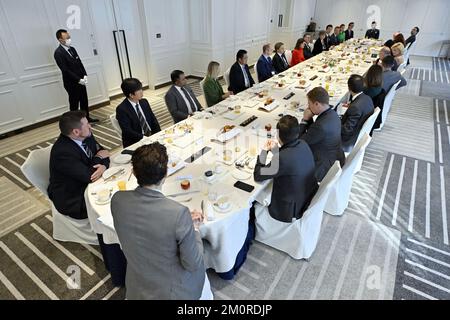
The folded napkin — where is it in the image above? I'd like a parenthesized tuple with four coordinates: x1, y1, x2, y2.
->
(216, 127, 242, 143)
(202, 200, 216, 221)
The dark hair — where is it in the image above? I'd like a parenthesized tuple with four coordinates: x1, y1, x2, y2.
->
(340, 24, 345, 28)
(326, 24, 333, 29)
(349, 22, 355, 26)
(307, 87, 329, 105)
(372, 21, 377, 25)
(132, 143, 168, 187)
(56, 29, 67, 40)
(262, 44, 271, 53)
(59, 111, 86, 136)
(236, 49, 247, 61)
(394, 33, 405, 46)
(121, 78, 143, 98)
(277, 116, 300, 144)
(365, 65, 383, 88)
(348, 74, 365, 93)
(275, 42, 284, 51)
(414, 27, 420, 33)
(382, 55, 396, 69)
(170, 70, 184, 84)
(319, 30, 326, 37)
(295, 39, 305, 50)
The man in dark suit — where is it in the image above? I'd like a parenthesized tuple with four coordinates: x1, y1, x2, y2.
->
(116, 78, 161, 148)
(328, 26, 341, 48)
(48, 111, 110, 220)
(341, 75, 374, 151)
(54, 29, 98, 123)
(302, 34, 314, 60)
(165, 70, 203, 124)
(325, 24, 333, 49)
(365, 21, 380, 39)
(257, 44, 277, 83)
(228, 49, 255, 94)
(272, 42, 290, 74)
(299, 87, 345, 182)
(345, 22, 355, 41)
(254, 116, 318, 222)
(381, 56, 407, 93)
(406, 27, 419, 48)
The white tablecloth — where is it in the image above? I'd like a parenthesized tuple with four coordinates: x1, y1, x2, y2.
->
(85, 38, 383, 273)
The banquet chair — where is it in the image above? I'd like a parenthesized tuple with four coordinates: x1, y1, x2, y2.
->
(224, 67, 231, 87)
(254, 61, 260, 84)
(325, 134, 372, 216)
(255, 162, 342, 260)
(109, 114, 122, 137)
(21, 147, 98, 245)
(284, 49, 292, 66)
(379, 80, 401, 130)
(199, 78, 207, 98)
(397, 61, 408, 75)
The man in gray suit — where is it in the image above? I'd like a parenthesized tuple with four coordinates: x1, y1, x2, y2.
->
(254, 116, 318, 222)
(381, 56, 407, 93)
(165, 70, 203, 124)
(111, 143, 206, 300)
(299, 87, 346, 182)
(341, 75, 374, 151)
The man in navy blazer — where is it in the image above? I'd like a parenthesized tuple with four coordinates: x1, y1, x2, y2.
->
(116, 78, 161, 148)
(257, 44, 276, 83)
(228, 49, 255, 94)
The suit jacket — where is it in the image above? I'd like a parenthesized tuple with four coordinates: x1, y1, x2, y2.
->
(341, 93, 374, 151)
(303, 44, 314, 60)
(111, 187, 205, 300)
(406, 35, 416, 47)
(345, 30, 354, 41)
(257, 55, 276, 83)
(165, 85, 203, 124)
(328, 34, 340, 47)
(228, 62, 255, 94)
(313, 39, 327, 56)
(299, 108, 346, 182)
(272, 53, 290, 74)
(254, 140, 318, 222)
(116, 98, 161, 148)
(54, 45, 87, 89)
(48, 134, 110, 220)
(365, 29, 380, 39)
(203, 76, 225, 107)
(382, 70, 407, 93)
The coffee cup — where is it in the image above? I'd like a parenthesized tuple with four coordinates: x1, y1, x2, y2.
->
(97, 189, 111, 202)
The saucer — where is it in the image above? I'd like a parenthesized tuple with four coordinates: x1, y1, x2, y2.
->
(213, 201, 232, 213)
(112, 154, 132, 165)
(95, 197, 112, 206)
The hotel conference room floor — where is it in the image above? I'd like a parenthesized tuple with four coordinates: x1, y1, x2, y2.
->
(0, 56, 449, 300)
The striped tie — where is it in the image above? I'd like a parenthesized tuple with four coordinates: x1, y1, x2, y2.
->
(82, 142, 93, 159)
(135, 104, 152, 136)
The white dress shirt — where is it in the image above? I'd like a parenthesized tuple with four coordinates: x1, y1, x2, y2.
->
(175, 86, 195, 114)
(71, 138, 89, 157)
(128, 99, 148, 135)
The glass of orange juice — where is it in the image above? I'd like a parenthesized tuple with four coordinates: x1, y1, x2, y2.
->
(117, 181, 127, 191)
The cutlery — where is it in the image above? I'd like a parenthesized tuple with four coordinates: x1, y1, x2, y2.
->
(104, 168, 125, 182)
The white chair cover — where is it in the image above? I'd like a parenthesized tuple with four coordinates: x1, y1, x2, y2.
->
(397, 61, 408, 75)
(380, 80, 402, 129)
(224, 67, 231, 87)
(325, 134, 372, 216)
(345, 107, 380, 154)
(109, 114, 122, 137)
(199, 78, 207, 98)
(284, 49, 292, 66)
(21, 147, 98, 245)
(255, 162, 342, 260)
(254, 61, 260, 84)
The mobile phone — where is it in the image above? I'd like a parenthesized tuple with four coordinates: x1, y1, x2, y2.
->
(371, 53, 378, 58)
(234, 181, 255, 193)
(284, 92, 295, 100)
(309, 75, 318, 81)
(185, 147, 212, 164)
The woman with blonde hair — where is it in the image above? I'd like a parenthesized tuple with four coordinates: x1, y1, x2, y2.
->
(391, 42, 405, 67)
(202, 61, 232, 107)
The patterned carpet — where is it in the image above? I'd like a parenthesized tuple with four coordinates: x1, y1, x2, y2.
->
(0, 57, 449, 300)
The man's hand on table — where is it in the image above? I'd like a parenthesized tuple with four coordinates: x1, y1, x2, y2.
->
(91, 165, 107, 182)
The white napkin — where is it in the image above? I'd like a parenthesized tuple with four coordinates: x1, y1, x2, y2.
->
(203, 200, 215, 221)
(216, 128, 242, 142)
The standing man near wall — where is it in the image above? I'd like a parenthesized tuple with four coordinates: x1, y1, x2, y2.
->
(54, 29, 99, 123)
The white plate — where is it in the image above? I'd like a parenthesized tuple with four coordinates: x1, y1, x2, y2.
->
(112, 154, 132, 165)
(95, 197, 112, 206)
(192, 112, 205, 120)
(213, 202, 233, 213)
(102, 167, 126, 180)
(170, 194, 192, 203)
(232, 169, 252, 181)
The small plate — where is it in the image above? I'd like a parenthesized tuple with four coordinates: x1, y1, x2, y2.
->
(95, 197, 112, 206)
(112, 154, 132, 165)
(213, 202, 233, 213)
(232, 169, 252, 181)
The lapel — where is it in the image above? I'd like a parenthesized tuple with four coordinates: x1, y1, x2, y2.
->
(172, 86, 189, 113)
(125, 98, 141, 126)
(62, 135, 91, 163)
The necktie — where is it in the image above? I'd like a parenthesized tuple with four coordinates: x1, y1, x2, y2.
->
(282, 54, 288, 68)
(349, 95, 354, 103)
(180, 87, 197, 114)
(267, 56, 272, 64)
(68, 47, 76, 58)
(135, 104, 152, 136)
(82, 141, 93, 159)
(242, 65, 250, 88)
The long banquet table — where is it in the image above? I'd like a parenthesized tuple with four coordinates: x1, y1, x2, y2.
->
(85, 38, 383, 274)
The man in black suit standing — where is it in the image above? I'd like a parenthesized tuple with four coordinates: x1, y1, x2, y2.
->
(299, 87, 345, 182)
(54, 30, 98, 123)
(341, 75, 374, 151)
(254, 116, 318, 222)
(228, 49, 255, 94)
(48, 111, 110, 220)
(365, 21, 380, 39)
(345, 22, 355, 41)
(116, 78, 161, 148)
(165, 70, 203, 124)
(272, 42, 290, 74)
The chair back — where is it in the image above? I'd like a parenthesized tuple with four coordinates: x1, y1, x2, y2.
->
(224, 67, 231, 87)
(200, 78, 207, 97)
(21, 147, 52, 196)
(380, 80, 401, 128)
(397, 61, 407, 75)
(109, 114, 122, 136)
(284, 49, 292, 66)
(254, 60, 260, 84)
(356, 107, 381, 143)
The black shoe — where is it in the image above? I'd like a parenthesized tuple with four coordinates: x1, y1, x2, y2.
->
(88, 117, 99, 123)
